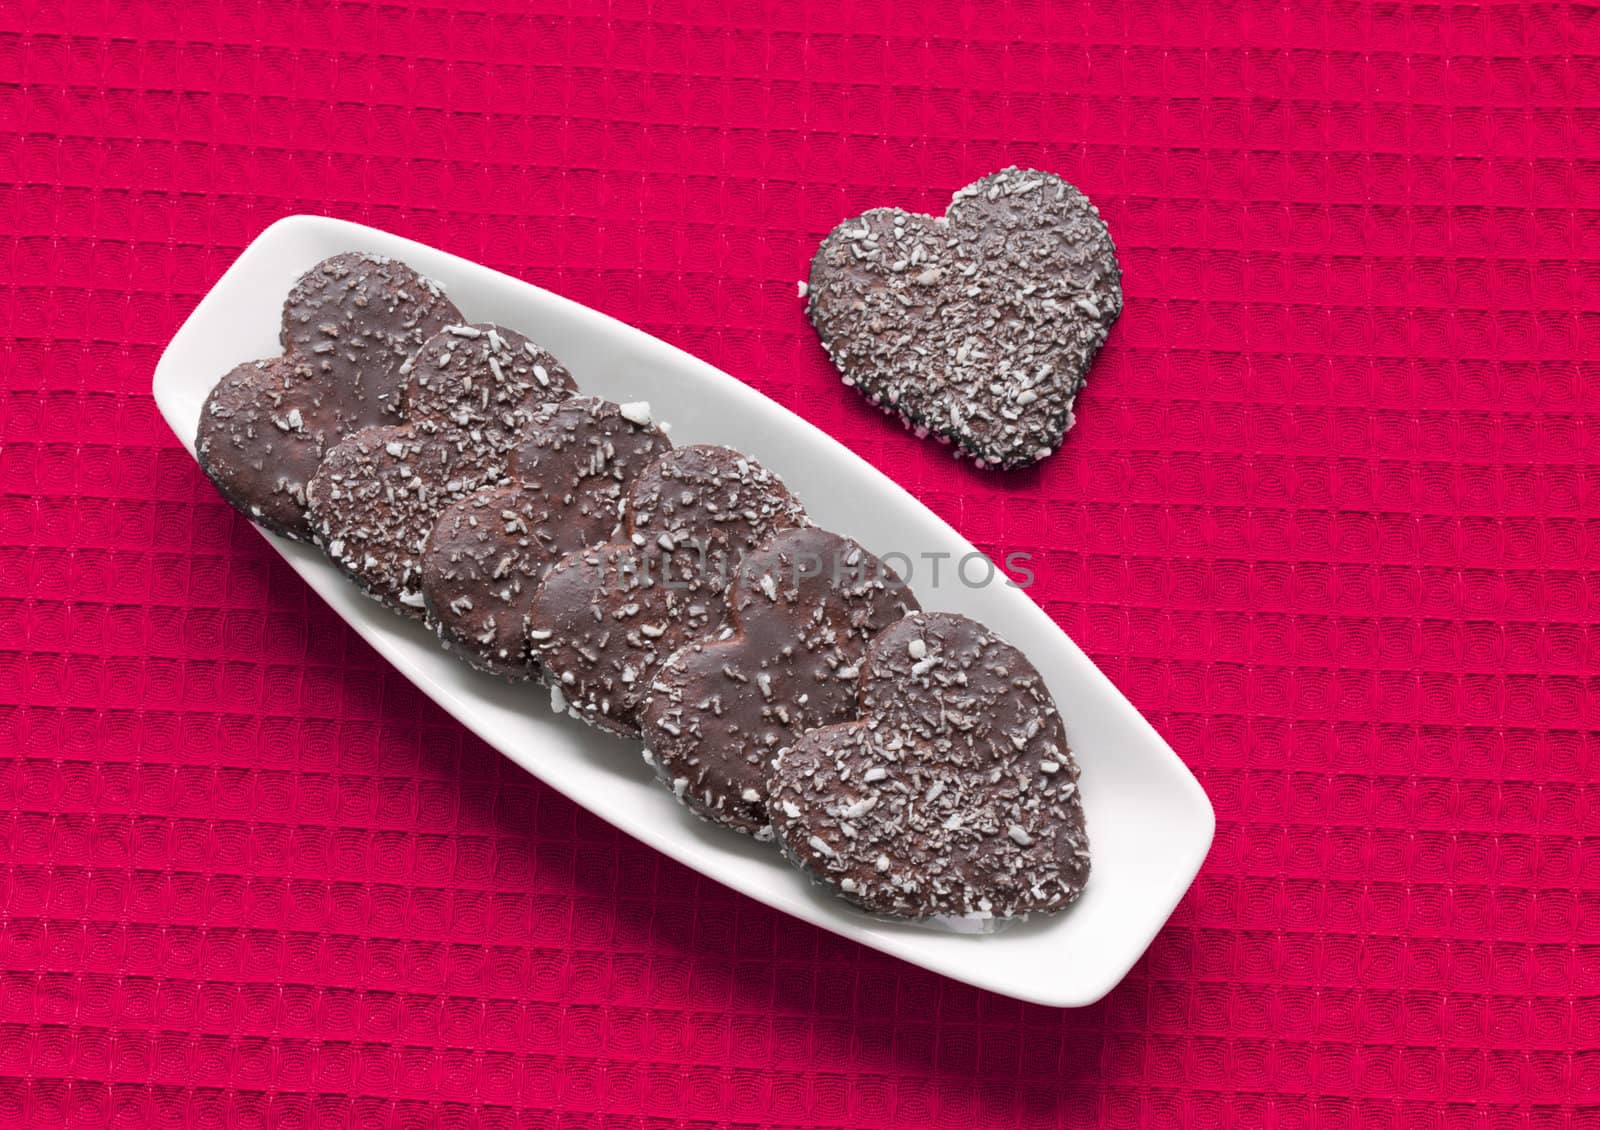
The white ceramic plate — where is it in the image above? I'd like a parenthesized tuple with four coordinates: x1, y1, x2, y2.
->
(151, 215, 1213, 1007)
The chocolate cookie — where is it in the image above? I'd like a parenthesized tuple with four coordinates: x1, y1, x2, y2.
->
(642, 528, 918, 835)
(196, 355, 332, 539)
(529, 445, 808, 738)
(768, 611, 1089, 921)
(420, 398, 672, 676)
(806, 168, 1122, 468)
(281, 251, 462, 413)
(402, 322, 577, 435)
(307, 422, 514, 617)
(622, 444, 807, 567)
(196, 253, 461, 539)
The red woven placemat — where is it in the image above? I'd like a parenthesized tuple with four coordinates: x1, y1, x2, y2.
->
(3, 1, 1598, 1125)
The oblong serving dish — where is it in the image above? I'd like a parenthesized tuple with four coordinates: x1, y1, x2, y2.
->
(151, 215, 1213, 1007)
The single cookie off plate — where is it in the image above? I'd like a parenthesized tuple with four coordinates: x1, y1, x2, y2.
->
(807, 168, 1122, 468)
(153, 215, 1212, 1007)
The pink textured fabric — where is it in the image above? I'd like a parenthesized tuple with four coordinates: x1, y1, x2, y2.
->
(3, 1, 1599, 1125)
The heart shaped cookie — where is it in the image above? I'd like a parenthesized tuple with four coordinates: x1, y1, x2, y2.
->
(402, 322, 576, 435)
(420, 397, 672, 676)
(305, 319, 579, 618)
(196, 354, 334, 538)
(198, 252, 462, 539)
(642, 527, 918, 835)
(282, 252, 463, 404)
(806, 168, 1122, 468)
(307, 422, 507, 616)
(529, 445, 808, 738)
(767, 611, 1089, 921)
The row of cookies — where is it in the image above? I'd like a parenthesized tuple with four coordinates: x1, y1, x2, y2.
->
(430, 429, 1092, 922)
(197, 252, 1090, 924)
(197, 251, 574, 545)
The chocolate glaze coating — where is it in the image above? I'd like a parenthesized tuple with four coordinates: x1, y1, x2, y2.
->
(529, 445, 808, 738)
(307, 422, 512, 618)
(281, 251, 461, 418)
(421, 398, 672, 676)
(198, 253, 463, 539)
(196, 355, 333, 540)
(768, 611, 1090, 920)
(403, 322, 577, 436)
(807, 168, 1121, 468)
(643, 528, 918, 835)
(298, 301, 579, 622)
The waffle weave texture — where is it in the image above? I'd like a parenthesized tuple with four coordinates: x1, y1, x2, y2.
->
(3, 1, 1600, 1126)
